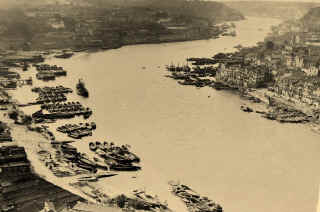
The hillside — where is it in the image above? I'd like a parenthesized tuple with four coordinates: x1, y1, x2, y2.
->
(118, 0, 245, 23)
(0, 0, 244, 51)
(301, 7, 320, 32)
(224, 1, 320, 20)
(0, 0, 244, 23)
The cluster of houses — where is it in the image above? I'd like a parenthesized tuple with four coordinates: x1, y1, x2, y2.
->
(216, 63, 271, 88)
(215, 31, 320, 90)
(273, 77, 320, 109)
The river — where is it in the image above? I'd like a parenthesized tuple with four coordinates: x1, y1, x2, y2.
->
(11, 17, 320, 212)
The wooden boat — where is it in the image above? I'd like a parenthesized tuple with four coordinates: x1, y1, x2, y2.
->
(63, 152, 77, 161)
(106, 150, 138, 164)
(76, 162, 97, 173)
(76, 155, 98, 173)
(77, 176, 98, 182)
(94, 144, 140, 164)
(109, 164, 141, 171)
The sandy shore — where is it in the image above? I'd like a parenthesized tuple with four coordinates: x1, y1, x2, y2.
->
(2, 81, 186, 211)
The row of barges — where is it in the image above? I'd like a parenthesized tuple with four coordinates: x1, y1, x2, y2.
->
(36, 92, 67, 104)
(32, 102, 92, 119)
(169, 181, 223, 212)
(32, 86, 73, 104)
(57, 122, 96, 139)
(32, 85, 73, 94)
(34, 64, 64, 71)
(35, 63, 67, 81)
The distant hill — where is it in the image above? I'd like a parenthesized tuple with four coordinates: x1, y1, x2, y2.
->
(0, 0, 245, 50)
(126, 0, 245, 23)
(223, 1, 320, 20)
(78, 0, 245, 23)
(0, 0, 244, 24)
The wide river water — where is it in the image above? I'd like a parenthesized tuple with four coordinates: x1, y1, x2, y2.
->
(11, 17, 320, 212)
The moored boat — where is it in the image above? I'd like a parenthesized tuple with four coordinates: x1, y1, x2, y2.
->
(76, 79, 89, 97)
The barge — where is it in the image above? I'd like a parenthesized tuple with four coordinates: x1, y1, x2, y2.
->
(32, 102, 92, 119)
(57, 122, 96, 139)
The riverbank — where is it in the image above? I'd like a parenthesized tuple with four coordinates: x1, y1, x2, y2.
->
(38, 17, 320, 212)
(165, 62, 318, 126)
(0, 80, 179, 212)
(2, 16, 319, 212)
(0, 47, 193, 212)
(0, 22, 238, 63)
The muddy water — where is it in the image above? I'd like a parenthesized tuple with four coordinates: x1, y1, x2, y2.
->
(11, 17, 320, 212)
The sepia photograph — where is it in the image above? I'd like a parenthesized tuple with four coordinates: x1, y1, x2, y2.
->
(0, 0, 319, 212)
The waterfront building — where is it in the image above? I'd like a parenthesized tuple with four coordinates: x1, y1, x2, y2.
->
(216, 63, 270, 88)
(273, 77, 320, 109)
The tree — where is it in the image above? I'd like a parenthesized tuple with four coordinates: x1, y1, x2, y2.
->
(266, 41, 275, 50)
(8, 110, 18, 120)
